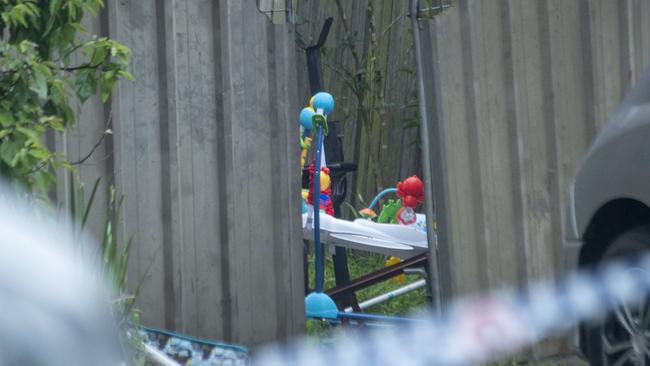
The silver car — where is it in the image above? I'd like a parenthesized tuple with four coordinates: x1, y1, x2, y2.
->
(567, 67, 650, 365)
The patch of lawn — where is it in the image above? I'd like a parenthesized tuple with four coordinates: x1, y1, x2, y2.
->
(306, 247, 427, 336)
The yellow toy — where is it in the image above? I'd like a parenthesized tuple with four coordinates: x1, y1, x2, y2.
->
(385, 256, 406, 284)
(320, 169, 330, 191)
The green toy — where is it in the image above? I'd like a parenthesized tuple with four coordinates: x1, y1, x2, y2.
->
(377, 199, 402, 224)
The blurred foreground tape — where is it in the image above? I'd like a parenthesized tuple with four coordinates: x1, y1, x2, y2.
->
(256, 255, 650, 365)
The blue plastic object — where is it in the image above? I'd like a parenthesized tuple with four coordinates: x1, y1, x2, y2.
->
(337, 312, 426, 323)
(140, 325, 248, 366)
(305, 292, 338, 319)
(312, 125, 325, 292)
(299, 107, 315, 130)
(368, 188, 398, 210)
(301, 199, 308, 214)
(312, 92, 334, 115)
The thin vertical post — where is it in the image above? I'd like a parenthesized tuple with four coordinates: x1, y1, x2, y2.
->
(410, 0, 442, 315)
(313, 124, 325, 293)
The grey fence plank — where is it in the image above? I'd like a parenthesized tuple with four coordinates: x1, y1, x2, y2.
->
(417, 0, 650, 357)
(59, 0, 304, 347)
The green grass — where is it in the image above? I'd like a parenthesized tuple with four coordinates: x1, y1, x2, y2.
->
(306, 248, 427, 336)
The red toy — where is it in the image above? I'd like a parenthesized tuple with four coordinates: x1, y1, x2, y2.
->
(396, 175, 424, 225)
(307, 161, 334, 216)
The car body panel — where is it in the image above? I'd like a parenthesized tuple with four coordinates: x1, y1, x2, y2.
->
(567, 68, 650, 241)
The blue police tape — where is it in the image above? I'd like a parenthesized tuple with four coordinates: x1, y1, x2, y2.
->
(254, 254, 650, 365)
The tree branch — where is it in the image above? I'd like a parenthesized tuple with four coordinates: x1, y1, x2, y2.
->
(333, 0, 361, 70)
(70, 111, 113, 165)
(60, 62, 101, 72)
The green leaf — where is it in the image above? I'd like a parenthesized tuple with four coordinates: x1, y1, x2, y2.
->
(61, 104, 76, 125)
(69, 22, 87, 33)
(74, 69, 97, 102)
(69, 171, 77, 225)
(28, 147, 50, 160)
(18, 40, 33, 53)
(117, 70, 134, 81)
(90, 47, 106, 66)
(67, 3, 78, 20)
(16, 126, 41, 143)
(33, 170, 56, 194)
(116, 235, 134, 290)
(0, 110, 13, 127)
(10, 147, 28, 167)
(81, 178, 101, 230)
(40, 116, 65, 131)
(32, 68, 48, 100)
(50, 0, 65, 15)
(0, 141, 21, 165)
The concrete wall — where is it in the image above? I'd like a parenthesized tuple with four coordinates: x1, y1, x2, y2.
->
(55, 0, 304, 346)
(417, 0, 650, 354)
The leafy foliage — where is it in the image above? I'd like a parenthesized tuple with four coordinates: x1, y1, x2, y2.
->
(0, 0, 132, 198)
(68, 173, 136, 305)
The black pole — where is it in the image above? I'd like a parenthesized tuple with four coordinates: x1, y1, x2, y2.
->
(305, 17, 332, 94)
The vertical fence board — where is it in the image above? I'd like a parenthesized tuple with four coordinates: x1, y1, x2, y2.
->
(422, 0, 649, 296)
(59, 0, 304, 346)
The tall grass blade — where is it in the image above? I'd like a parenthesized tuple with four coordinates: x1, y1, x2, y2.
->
(81, 177, 101, 231)
(68, 171, 76, 226)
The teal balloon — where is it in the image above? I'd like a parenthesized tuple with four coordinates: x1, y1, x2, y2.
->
(299, 107, 315, 130)
(312, 92, 334, 115)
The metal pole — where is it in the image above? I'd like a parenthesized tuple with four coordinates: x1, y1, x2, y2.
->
(410, 0, 442, 315)
(343, 279, 427, 312)
(336, 311, 425, 323)
(313, 125, 325, 293)
(144, 344, 182, 366)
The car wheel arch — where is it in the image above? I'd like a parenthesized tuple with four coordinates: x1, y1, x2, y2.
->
(578, 198, 650, 268)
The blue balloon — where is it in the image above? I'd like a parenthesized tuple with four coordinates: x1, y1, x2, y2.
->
(299, 107, 315, 130)
(312, 92, 334, 115)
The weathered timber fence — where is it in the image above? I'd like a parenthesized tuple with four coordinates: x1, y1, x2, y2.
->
(54, 0, 304, 346)
(417, 0, 650, 357)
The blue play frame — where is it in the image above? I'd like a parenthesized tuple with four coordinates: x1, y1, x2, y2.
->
(304, 92, 423, 325)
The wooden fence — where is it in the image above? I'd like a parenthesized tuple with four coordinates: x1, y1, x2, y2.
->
(50, 0, 650, 355)
(54, 0, 304, 347)
(417, 0, 650, 356)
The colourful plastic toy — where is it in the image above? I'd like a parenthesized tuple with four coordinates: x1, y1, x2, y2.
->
(300, 136, 312, 168)
(377, 199, 402, 224)
(301, 199, 308, 214)
(359, 208, 377, 219)
(396, 175, 425, 225)
(396, 175, 425, 207)
(299, 107, 315, 130)
(307, 162, 334, 216)
(312, 92, 334, 115)
(385, 256, 407, 284)
(302, 92, 426, 325)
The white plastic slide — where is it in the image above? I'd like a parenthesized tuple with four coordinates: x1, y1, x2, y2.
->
(302, 207, 430, 257)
